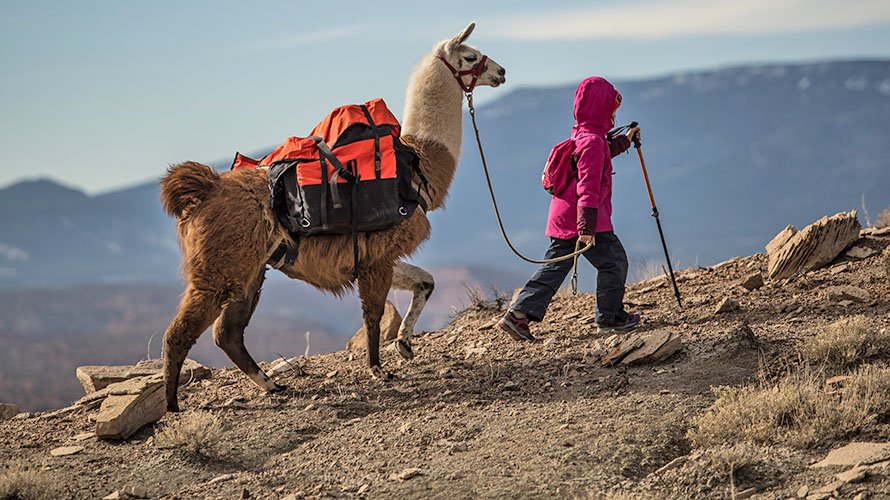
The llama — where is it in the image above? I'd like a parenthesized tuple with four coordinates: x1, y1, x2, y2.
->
(159, 22, 505, 412)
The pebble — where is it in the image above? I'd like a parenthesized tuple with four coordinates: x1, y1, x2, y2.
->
(50, 446, 84, 457)
(796, 485, 809, 498)
(391, 467, 424, 481)
(208, 473, 236, 485)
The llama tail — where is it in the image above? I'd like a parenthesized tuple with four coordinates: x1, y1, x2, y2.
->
(159, 161, 220, 219)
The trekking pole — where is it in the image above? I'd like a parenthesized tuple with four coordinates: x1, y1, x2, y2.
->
(627, 121, 683, 308)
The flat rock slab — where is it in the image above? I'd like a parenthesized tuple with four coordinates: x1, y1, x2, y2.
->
(812, 442, 890, 468)
(622, 330, 674, 365)
(767, 210, 861, 281)
(739, 272, 764, 291)
(824, 286, 871, 303)
(0, 402, 22, 421)
(50, 445, 84, 457)
(714, 297, 741, 314)
(76, 358, 210, 394)
(766, 225, 797, 255)
(95, 376, 166, 440)
(602, 335, 643, 366)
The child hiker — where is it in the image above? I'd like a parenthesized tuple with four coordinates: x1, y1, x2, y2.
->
(499, 76, 641, 342)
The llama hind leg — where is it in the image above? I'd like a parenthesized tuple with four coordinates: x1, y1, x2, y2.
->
(212, 269, 282, 393)
(359, 262, 395, 380)
(164, 286, 223, 412)
(391, 261, 434, 361)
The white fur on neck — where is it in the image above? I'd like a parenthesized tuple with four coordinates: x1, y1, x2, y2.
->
(402, 49, 464, 163)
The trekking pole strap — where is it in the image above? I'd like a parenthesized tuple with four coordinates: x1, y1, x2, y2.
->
(466, 91, 593, 265)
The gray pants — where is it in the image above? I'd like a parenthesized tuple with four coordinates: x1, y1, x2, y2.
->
(511, 231, 629, 324)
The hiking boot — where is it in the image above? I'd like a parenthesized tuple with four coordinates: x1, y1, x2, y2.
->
(498, 310, 536, 342)
(597, 312, 641, 334)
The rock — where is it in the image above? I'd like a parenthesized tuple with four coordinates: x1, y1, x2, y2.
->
(464, 346, 488, 359)
(503, 381, 519, 391)
(846, 246, 877, 259)
(103, 492, 122, 500)
(450, 442, 468, 453)
(437, 367, 454, 379)
(0, 403, 22, 421)
(602, 335, 644, 366)
(814, 479, 845, 495)
(347, 301, 402, 351)
(391, 467, 424, 481)
(766, 224, 797, 255)
(655, 455, 688, 475)
(796, 485, 809, 498)
(714, 297, 740, 314)
(208, 474, 236, 485)
(72, 432, 94, 441)
(76, 358, 210, 394)
(825, 286, 871, 303)
(122, 485, 148, 498)
(812, 442, 890, 468)
(621, 330, 673, 366)
(837, 300, 855, 308)
(738, 272, 764, 291)
(50, 445, 84, 456)
(95, 377, 166, 440)
(267, 357, 303, 377)
(357, 483, 370, 495)
(829, 263, 851, 274)
(836, 466, 868, 484)
(767, 210, 861, 280)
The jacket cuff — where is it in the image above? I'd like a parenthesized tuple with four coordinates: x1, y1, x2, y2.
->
(577, 206, 598, 235)
(608, 135, 631, 158)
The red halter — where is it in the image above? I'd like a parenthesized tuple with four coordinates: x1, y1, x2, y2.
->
(437, 54, 489, 93)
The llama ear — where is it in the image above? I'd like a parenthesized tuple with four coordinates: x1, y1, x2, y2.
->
(446, 22, 476, 52)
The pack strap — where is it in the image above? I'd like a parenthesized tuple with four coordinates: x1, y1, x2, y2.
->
(266, 234, 300, 269)
(310, 136, 356, 210)
(359, 105, 382, 179)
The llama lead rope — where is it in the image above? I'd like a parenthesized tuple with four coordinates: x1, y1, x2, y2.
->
(465, 91, 593, 265)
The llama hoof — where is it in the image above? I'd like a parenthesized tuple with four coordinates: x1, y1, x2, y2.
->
(396, 339, 415, 361)
(166, 403, 182, 413)
(369, 366, 395, 381)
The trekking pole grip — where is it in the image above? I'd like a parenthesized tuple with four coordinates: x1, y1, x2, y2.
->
(628, 121, 641, 148)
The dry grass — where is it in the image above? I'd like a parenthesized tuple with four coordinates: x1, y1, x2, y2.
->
(689, 365, 890, 449)
(461, 282, 508, 313)
(155, 412, 225, 458)
(0, 464, 52, 500)
(800, 316, 890, 371)
(875, 206, 890, 228)
(645, 443, 805, 499)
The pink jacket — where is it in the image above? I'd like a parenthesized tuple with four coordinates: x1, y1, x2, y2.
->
(546, 77, 628, 239)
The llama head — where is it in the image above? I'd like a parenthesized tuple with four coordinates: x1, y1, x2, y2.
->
(436, 22, 506, 89)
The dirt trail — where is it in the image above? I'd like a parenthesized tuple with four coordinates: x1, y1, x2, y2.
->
(1, 234, 889, 499)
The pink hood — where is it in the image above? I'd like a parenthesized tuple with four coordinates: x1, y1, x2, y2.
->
(545, 77, 620, 239)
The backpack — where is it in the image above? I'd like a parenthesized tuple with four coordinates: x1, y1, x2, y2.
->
(232, 98, 427, 236)
(541, 138, 576, 196)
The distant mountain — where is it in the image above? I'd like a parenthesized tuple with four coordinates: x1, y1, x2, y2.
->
(1, 60, 889, 288)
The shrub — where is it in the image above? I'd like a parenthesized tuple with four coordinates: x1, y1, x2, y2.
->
(801, 316, 890, 371)
(155, 412, 225, 458)
(689, 365, 890, 449)
(0, 464, 52, 500)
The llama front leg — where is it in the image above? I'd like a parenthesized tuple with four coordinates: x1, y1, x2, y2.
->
(359, 262, 395, 380)
(391, 261, 434, 360)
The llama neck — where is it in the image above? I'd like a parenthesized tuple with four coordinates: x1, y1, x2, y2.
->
(401, 53, 465, 211)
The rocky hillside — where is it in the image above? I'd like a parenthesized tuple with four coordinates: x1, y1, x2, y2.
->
(0, 218, 889, 499)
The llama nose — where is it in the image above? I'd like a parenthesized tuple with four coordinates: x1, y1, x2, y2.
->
(498, 67, 506, 76)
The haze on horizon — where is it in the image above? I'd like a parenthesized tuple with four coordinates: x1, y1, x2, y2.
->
(1, 0, 890, 194)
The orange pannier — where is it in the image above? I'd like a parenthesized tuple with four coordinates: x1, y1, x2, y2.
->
(233, 98, 427, 237)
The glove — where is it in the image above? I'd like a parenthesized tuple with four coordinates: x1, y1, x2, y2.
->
(577, 206, 598, 236)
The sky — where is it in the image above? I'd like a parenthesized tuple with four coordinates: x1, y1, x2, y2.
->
(1, 0, 890, 194)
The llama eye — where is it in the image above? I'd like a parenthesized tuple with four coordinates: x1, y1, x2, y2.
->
(465, 55, 477, 62)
